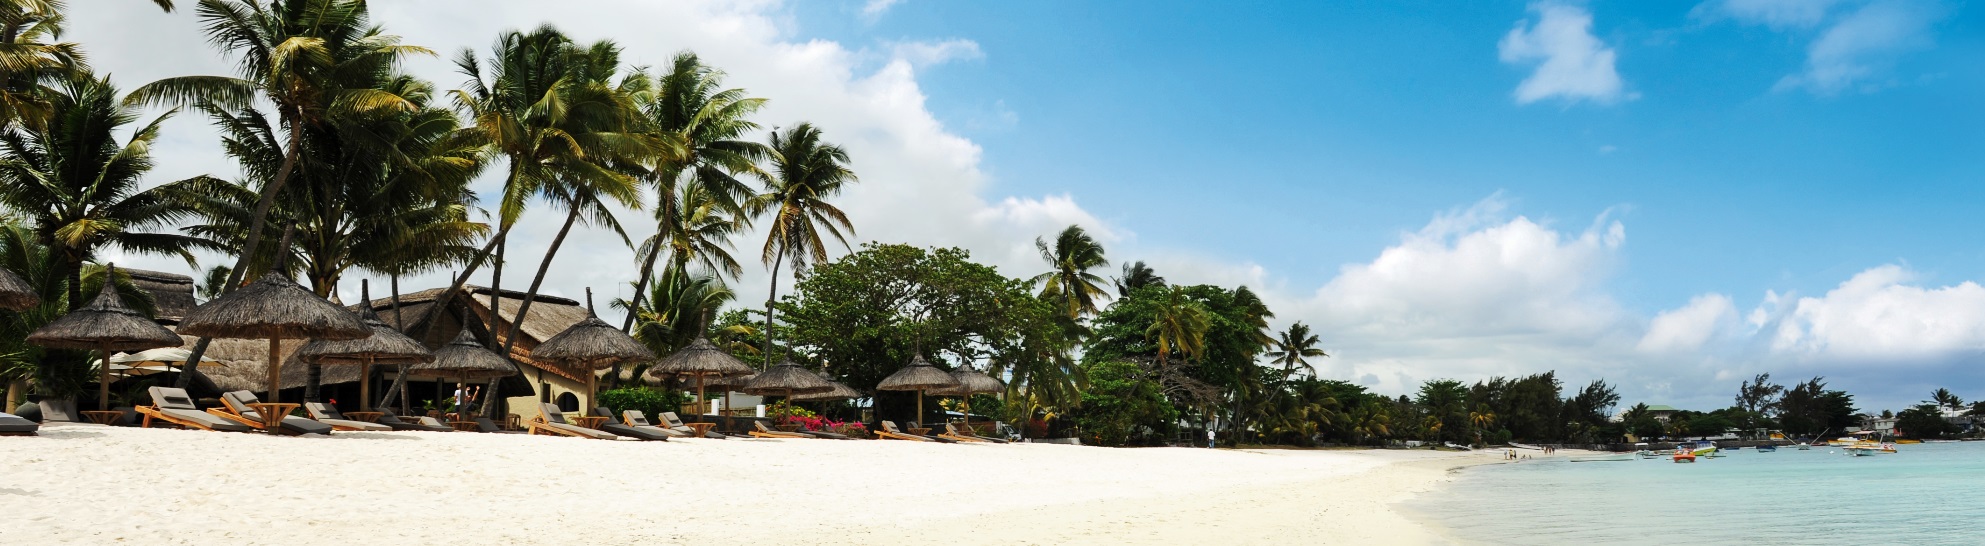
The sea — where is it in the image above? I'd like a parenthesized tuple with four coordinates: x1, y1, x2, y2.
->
(1402, 441, 1985, 545)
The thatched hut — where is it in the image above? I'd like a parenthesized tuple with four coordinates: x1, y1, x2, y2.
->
(122, 268, 196, 325)
(367, 285, 600, 423)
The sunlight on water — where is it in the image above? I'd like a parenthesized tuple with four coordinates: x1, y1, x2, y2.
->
(1403, 442, 1985, 545)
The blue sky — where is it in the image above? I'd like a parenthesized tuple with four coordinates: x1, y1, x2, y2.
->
(72, 1, 1985, 411)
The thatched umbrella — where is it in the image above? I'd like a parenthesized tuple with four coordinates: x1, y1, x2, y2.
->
(876, 354, 960, 426)
(531, 288, 653, 412)
(0, 266, 37, 310)
(405, 329, 516, 418)
(742, 359, 834, 420)
(791, 380, 862, 402)
(296, 280, 434, 411)
(26, 265, 182, 411)
(931, 367, 1005, 433)
(646, 337, 753, 415)
(179, 272, 370, 404)
(706, 372, 754, 416)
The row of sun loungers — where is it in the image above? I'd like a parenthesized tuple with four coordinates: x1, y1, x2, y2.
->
(0, 412, 37, 436)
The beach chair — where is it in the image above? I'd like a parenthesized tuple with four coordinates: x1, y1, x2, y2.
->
(303, 402, 391, 432)
(944, 423, 1007, 443)
(526, 403, 619, 440)
(136, 387, 252, 432)
(473, 417, 525, 434)
(208, 391, 334, 436)
(586, 407, 671, 441)
(749, 421, 811, 439)
(377, 409, 452, 432)
(0, 412, 37, 436)
(659, 412, 729, 439)
(877, 420, 952, 442)
(617, 410, 689, 438)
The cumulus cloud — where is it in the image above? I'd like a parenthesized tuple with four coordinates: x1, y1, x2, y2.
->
(1639, 294, 1739, 352)
(1498, 2, 1628, 105)
(1702, 0, 1949, 94)
(1763, 265, 1985, 362)
(863, 0, 904, 19)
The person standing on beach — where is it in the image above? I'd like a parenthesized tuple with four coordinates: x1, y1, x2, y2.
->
(1208, 427, 1216, 449)
(454, 383, 479, 417)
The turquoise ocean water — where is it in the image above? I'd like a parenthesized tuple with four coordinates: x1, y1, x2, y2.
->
(1403, 442, 1985, 545)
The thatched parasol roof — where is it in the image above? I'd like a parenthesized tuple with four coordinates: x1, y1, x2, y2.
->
(404, 329, 517, 381)
(791, 380, 864, 402)
(531, 292, 652, 370)
(646, 337, 753, 380)
(877, 355, 960, 392)
(0, 266, 37, 310)
(26, 274, 182, 352)
(179, 272, 369, 341)
(705, 372, 754, 390)
(123, 268, 194, 322)
(296, 298, 433, 366)
(931, 368, 1004, 396)
(741, 360, 835, 396)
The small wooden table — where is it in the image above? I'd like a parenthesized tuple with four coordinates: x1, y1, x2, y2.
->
(449, 421, 480, 432)
(247, 403, 300, 434)
(686, 422, 715, 438)
(572, 416, 609, 430)
(344, 412, 383, 423)
(80, 411, 123, 425)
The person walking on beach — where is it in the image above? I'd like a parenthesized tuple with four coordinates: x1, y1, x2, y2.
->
(1207, 427, 1216, 449)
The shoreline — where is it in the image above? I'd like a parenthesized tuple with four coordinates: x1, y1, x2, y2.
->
(4, 424, 1504, 545)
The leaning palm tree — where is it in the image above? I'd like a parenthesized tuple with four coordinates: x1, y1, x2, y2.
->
(1265, 321, 1328, 380)
(1030, 225, 1110, 319)
(1114, 260, 1164, 297)
(744, 123, 856, 365)
(1930, 388, 1964, 413)
(0, 0, 84, 130)
(616, 263, 736, 359)
(1232, 285, 1276, 351)
(1144, 285, 1209, 374)
(0, 73, 218, 310)
(620, 52, 766, 332)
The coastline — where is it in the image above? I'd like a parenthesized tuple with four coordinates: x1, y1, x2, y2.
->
(4, 424, 1502, 545)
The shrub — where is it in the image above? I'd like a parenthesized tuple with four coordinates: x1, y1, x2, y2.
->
(597, 388, 685, 419)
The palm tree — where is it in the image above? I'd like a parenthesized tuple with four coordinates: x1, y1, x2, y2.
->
(1347, 399, 1391, 445)
(1030, 225, 1110, 319)
(0, 0, 83, 130)
(744, 123, 856, 364)
(1144, 285, 1209, 374)
(621, 52, 766, 333)
(1469, 403, 1496, 445)
(1930, 388, 1964, 413)
(0, 223, 158, 407)
(1114, 260, 1163, 297)
(615, 263, 737, 359)
(0, 73, 218, 310)
(1231, 285, 1276, 351)
(1265, 322, 1328, 379)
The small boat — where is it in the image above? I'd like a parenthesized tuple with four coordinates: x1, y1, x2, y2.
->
(1633, 442, 1661, 459)
(1673, 448, 1696, 463)
(1570, 452, 1635, 462)
(1796, 443, 1810, 450)
(1756, 444, 1777, 453)
(1844, 445, 1880, 457)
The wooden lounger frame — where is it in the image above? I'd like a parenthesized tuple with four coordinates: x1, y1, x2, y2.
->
(135, 405, 229, 432)
(749, 421, 811, 439)
(877, 421, 933, 442)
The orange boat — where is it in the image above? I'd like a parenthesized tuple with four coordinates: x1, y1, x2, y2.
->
(1673, 449, 1696, 463)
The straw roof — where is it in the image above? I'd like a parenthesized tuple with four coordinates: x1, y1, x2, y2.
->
(296, 301, 433, 366)
(26, 275, 183, 352)
(0, 266, 37, 310)
(530, 294, 652, 370)
(876, 355, 960, 392)
(404, 329, 517, 380)
(931, 368, 1004, 396)
(646, 337, 753, 380)
(741, 360, 835, 396)
(123, 268, 195, 322)
(705, 372, 754, 390)
(791, 380, 863, 402)
(362, 285, 592, 382)
(180, 273, 369, 341)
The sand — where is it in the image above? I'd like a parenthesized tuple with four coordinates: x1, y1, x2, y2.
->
(0, 423, 1501, 545)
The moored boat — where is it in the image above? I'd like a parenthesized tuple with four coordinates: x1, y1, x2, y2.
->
(1756, 444, 1777, 453)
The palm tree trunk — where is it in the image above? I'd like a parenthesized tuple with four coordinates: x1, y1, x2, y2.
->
(65, 254, 82, 312)
(758, 249, 786, 368)
(175, 108, 307, 391)
(374, 227, 509, 410)
(609, 240, 667, 390)
(495, 207, 582, 410)
(477, 236, 508, 419)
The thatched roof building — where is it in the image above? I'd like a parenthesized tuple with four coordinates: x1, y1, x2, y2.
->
(124, 268, 195, 324)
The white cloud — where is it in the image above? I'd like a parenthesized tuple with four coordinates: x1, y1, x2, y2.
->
(1639, 294, 1739, 352)
(1764, 265, 1985, 361)
(863, 0, 904, 19)
(887, 38, 984, 67)
(1498, 2, 1628, 105)
(1775, 0, 1945, 94)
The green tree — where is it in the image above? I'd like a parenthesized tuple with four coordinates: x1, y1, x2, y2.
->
(1416, 379, 1469, 444)
(1030, 224, 1110, 320)
(1265, 322, 1328, 380)
(615, 262, 737, 359)
(1113, 260, 1163, 297)
(1896, 404, 1955, 439)
(1777, 376, 1857, 436)
(0, 0, 83, 130)
(745, 122, 856, 363)
(1930, 388, 1964, 413)
(1071, 359, 1175, 446)
(1143, 285, 1209, 375)
(0, 73, 217, 310)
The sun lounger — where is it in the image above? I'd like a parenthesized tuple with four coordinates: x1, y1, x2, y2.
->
(303, 402, 391, 432)
(0, 412, 37, 436)
(583, 407, 671, 441)
(617, 411, 691, 438)
(526, 403, 619, 440)
(749, 421, 812, 439)
(878, 420, 953, 443)
(473, 417, 524, 434)
(377, 409, 452, 432)
(659, 412, 729, 439)
(136, 387, 252, 432)
(209, 391, 334, 436)
(944, 423, 1007, 443)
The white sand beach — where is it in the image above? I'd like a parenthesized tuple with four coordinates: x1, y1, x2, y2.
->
(1, 424, 1499, 545)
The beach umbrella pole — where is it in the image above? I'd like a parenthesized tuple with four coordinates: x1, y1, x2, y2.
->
(99, 342, 111, 411)
(359, 357, 372, 412)
(696, 375, 707, 415)
(267, 335, 281, 404)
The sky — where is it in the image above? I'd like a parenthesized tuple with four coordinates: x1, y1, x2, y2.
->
(65, 0, 1985, 413)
